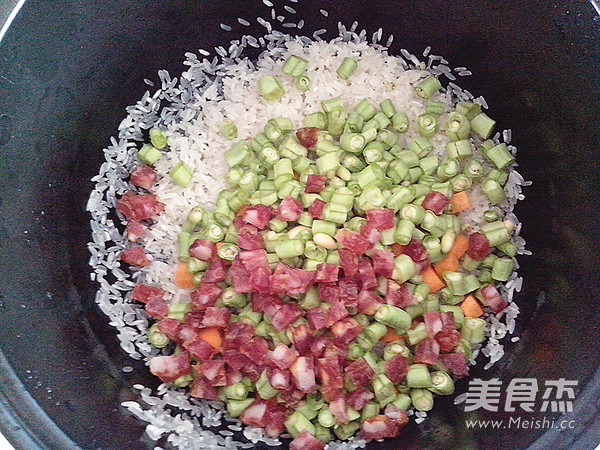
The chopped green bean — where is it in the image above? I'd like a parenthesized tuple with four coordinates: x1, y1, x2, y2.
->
(138, 144, 162, 165)
(470, 112, 496, 139)
(282, 55, 308, 77)
(411, 388, 434, 411)
(407, 364, 433, 388)
(337, 57, 358, 80)
(220, 121, 238, 140)
(296, 75, 310, 91)
(149, 128, 168, 149)
(417, 113, 439, 138)
(491, 257, 515, 281)
(429, 371, 455, 395)
(379, 98, 396, 118)
(414, 75, 442, 99)
(258, 75, 285, 101)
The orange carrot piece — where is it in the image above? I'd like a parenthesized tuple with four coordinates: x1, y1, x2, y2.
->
(450, 191, 471, 214)
(422, 266, 446, 293)
(449, 233, 470, 260)
(460, 294, 484, 318)
(198, 328, 224, 351)
(174, 261, 196, 290)
(236, 204, 249, 217)
(390, 243, 403, 257)
(380, 327, 404, 343)
(434, 255, 460, 278)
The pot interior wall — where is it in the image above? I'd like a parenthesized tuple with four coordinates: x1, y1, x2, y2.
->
(0, 1, 598, 449)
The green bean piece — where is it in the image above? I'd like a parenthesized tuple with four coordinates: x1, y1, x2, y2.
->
(167, 302, 191, 321)
(411, 388, 434, 411)
(222, 382, 250, 400)
(392, 393, 412, 410)
(426, 99, 445, 116)
(313, 424, 332, 444)
(354, 98, 377, 120)
(327, 108, 348, 138)
(483, 209, 500, 223)
(491, 257, 515, 281)
(478, 268, 493, 284)
(149, 128, 168, 149)
(470, 112, 496, 139)
(256, 370, 278, 400)
(486, 168, 509, 186)
(481, 220, 512, 246)
(340, 132, 366, 153)
(221, 288, 247, 308)
(394, 219, 416, 245)
(463, 274, 481, 293)
(373, 374, 397, 405)
(407, 322, 428, 345)
(383, 342, 411, 360)
(497, 241, 518, 257)
(138, 144, 162, 165)
(407, 364, 433, 388)
(219, 121, 238, 140)
(374, 304, 412, 331)
(447, 139, 473, 159)
(226, 399, 254, 418)
(408, 136, 434, 157)
(282, 55, 308, 77)
(486, 143, 515, 169)
(456, 101, 482, 120)
(334, 422, 360, 440)
(462, 317, 486, 344)
(417, 113, 439, 138)
(414, 75, 442, 99)
(391, 111, 410, 134)
(445, 111, 471, 141)
(482, 178, 506, 205)
(317, 408, 336, 428)
(170, 161, 193, 187)
(463, 159, 486, 180)
(361, 402, 380, 421)
(305, 112, 328, 129)
(147, 323, 169, 348)
(285, 410, 316, 438)
(379, 98, 397, 118)
(337, 57, 358, 80)
(392, 254, 417, 283)
(429, 371, 455, 395)
(258, 75, 285, 101)
(296, 73, 312, 90)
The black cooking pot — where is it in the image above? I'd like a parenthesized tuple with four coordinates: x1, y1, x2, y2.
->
(1, 1, 599, 449)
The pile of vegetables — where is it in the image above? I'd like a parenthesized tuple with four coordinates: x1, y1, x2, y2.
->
(118, 55, 517, 447)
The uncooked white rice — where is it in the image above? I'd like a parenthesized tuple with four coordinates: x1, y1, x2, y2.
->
(87, 2, 529, 447)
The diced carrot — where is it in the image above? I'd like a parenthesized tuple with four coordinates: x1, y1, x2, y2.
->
(197, 328, 223, 351)
(450, 191, 471, 214)
(174, 261, 196, 289)
(236, 204, 249, 217)
(422, 266, 446, 293)
(460, 294, 484, 318)
(449, 233, 470, 260)
(434, 254, 460, 278)
(390, 243, 403, 257)
(380, 327, 404, 343)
